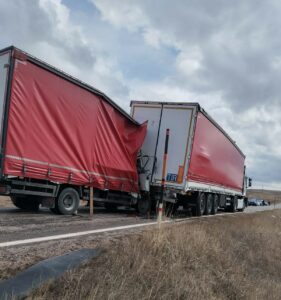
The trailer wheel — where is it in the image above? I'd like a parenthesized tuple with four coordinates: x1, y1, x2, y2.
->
(211, 194, 219, 215)
(196, 193, 206, 216)
(229, 196, 238, 213)
(104, 203, 118, 212)
(50, 207, 59, 214)
(204, 194, 212, 215)
(164, 202, 178, 217)
(11, 196, 39, 211)
(137, 194, 151, 215)
(57, 188, 80, 215)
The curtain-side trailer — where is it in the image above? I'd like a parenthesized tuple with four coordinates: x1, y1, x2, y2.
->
(0, 46, 147, 214)
(131, 101, 250, 216)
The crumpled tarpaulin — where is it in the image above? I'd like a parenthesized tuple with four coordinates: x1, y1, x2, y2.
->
(4, 56, 147, 192)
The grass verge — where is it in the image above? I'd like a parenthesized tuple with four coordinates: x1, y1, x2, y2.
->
(27, 210, 281, 299)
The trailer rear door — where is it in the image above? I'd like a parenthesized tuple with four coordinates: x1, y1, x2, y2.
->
(131, 102, 196, 190)
(131, 103, 162, 179)
(0, 51, 10, 148)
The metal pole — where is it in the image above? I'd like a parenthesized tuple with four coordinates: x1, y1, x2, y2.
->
(90, 186, 94, 218)
(158, 129, 170, 227)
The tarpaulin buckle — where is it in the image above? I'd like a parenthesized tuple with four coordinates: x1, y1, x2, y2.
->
(47, 168, 52, 178)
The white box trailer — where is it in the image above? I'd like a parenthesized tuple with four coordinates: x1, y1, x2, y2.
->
(132, 102, 196, 191)
(131, 101, 249, 216)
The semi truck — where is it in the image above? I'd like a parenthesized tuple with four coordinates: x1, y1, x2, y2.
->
(0, 46, 147, 214)
(0, 46, 250, 216)
(131, 101, 250, 216)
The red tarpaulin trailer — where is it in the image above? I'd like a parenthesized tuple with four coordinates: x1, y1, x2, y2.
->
(1, 47, 146, 194)
(187, 111, 245, 192)
(131, 101, 249, 216)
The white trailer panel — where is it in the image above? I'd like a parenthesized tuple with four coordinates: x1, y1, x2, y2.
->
(131, 102, 197, 191)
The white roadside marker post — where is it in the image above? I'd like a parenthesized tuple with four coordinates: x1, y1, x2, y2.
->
(158, 128, 170, 228)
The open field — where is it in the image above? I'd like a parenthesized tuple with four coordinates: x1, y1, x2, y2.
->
(28, 209, 281, 300)
(247, 188, 281, 204)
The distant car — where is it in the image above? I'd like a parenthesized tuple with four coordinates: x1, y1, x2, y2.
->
(261, 200, 270, 206)
(248, 198, 270, 206)
(248, 199, 258, 206)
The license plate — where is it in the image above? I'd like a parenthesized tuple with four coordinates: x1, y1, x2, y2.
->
(166, 173, 178, 182)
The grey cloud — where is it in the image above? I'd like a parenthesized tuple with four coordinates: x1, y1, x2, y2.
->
(0, 0, 96, 72)
(92, 0, 281, 186)
(94, 0, 281, 111)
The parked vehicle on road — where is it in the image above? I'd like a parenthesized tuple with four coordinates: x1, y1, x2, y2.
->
(0, 46, 146, 214)
(131, 101, 251, 216)
(0, 46, 251, 216)
(248, 199, 269, 206)
(248, 199, 259, 206)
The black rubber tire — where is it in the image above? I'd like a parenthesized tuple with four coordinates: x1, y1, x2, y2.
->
(196, 193, 206, 216)
(229, 197, 238, 213)
(191, 206, 197, 216)
(50, 207, 59, 214)
(137, 194, 151, 215)
(104, 203, 118, 212)
(11, 196, 39, 211)
(211, 194, 219, 215)
(164, 202, 178, 217)
(204, 193, 212, 215)
(57, 188, 80, 215)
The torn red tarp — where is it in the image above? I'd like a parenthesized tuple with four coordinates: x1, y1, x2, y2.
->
(4, 58, 147, 193)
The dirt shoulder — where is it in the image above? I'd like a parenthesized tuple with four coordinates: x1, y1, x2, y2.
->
(0, 196, 12, 208)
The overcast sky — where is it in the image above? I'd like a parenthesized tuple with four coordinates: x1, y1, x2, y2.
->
(0, 0, 280, 189)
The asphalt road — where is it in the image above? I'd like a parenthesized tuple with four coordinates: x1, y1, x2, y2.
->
(0, 200, 280, 245)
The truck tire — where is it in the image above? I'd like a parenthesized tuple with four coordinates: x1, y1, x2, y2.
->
(196, 193, 206, 216)
(104, 203, 118, 212)
(50, 207, 59, 214)
(137, 195, 151, 215)
(211, 194, 219, 215)
(11, 196, 39, 211)
(57, 188, 80, 215)
(204, 193, 212, 215)
(229, 197, 238, 213)
(164, 202, 178, 217)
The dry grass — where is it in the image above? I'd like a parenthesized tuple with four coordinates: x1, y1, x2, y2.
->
(28, 210, 281, 300)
